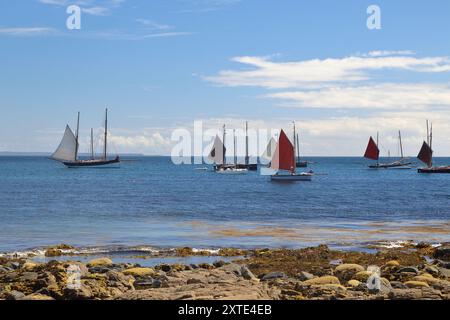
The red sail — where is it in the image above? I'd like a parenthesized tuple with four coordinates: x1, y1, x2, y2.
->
(271, 129, 295, 173)
(417, 141, 433, 167)
(364, 136, 379, 160)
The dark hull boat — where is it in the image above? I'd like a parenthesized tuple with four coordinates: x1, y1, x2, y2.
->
(364, 131, 411, 169)
(52, 108, 120, 168)
(296, 161, 308, 168)
(417, 121, 450, 174)
(418, 166, 450, 173)
(63, 156, 120, 168)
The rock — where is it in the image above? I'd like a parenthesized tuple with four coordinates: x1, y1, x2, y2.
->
(261, 271, 286, 281)
(89, 266, 112, 274)
(22, 262, 38, 271)
(304, 276, 340, 286)
(190, 264, 199, 269)
(213, 260, 226, 268)
(106, 271, 134, 290)
(389, 287, 442, 300)
(413, 275, 438, 284)
(347, 280, 361, 287)
(10, 262, 21, 270)
(187, 278, 203, 285)
(198, 263, 214, 270)
(334, 264, 365, 281)
(45, 248, 62, 257)
(240, 266, 258, 281)
(354, 271, 373, 282)
(221, 263, 242, 276)
(123, 267, 155, 277)
(437, 267, 450, 278)
(404, 281, 429, 288)
(390, 281, 408, 289)
(19, 272, 39, 282)
(87, 257, 113, 267)
(423, 265, 439, 276)
(63, 285, 94, 300)
(19, 293, 55, 300)
(436, 260, 450, 269)
(133, 278, 155, 290)
(386, 260, 400, 267)
(296, 271, 315, 281)
(397, 267, 419, 274)
(433, 246, 450, 261)
(160, 265, 172, 273)
(5, 290, 25, 300)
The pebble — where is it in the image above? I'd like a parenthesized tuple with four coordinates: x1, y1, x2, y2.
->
(397, 267, 419, 274)
(304, 276, 340, 286)
(261, 271, 286, 281)
(296, 271, 315, 281)
(404, 281, 429, 288)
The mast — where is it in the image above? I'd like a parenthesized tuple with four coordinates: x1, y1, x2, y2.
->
(426, 120, 430, 146)
(430, 122, 433, 167)
(222, 124, 226, 165)
(399, 130, 404, 159)
(91, 128, 94, 160)
(245, 121, 249, 166)
(293, 121, 297, 172)
(233, 129, 237, 166)
(296, 133, 300, 161)
(75, 112, 80, 161)
(103, 108, 108, 160)
(376, 132, 379, 166)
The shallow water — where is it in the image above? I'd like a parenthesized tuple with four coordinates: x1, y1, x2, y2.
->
(1, 156, 449, 253)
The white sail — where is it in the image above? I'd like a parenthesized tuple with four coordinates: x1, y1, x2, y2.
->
(262, 137, 277, 161)
(208, 134, 226, 165)
(52, 125, 78, 162)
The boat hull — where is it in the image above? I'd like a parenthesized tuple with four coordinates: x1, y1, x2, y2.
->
(369, 161, 412, 169)
(62, 157, 120, 168)
(296, 161, 308, 168)
(214, 164, 257, 171)
(418, 166, 450, 174)
(270, 173, 312, 182)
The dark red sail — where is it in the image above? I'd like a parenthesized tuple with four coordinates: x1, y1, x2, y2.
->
(364, 136, 379, 160)
(270, 129, 295, 173)
(417, 141, 433, 167)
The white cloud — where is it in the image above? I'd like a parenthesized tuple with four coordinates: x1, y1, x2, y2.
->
(206, 54, 450, 89)
(266, 83, 450, 110)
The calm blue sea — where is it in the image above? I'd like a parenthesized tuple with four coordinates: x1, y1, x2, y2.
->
(1, 156, 449, 253)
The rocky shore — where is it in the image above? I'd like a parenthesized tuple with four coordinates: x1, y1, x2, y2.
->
(1, 243, 450, 300)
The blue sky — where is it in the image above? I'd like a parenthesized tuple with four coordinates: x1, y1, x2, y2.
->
(1, 0, 450, 155)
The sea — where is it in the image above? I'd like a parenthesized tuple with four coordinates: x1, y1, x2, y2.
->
(1, 156, 449, 256)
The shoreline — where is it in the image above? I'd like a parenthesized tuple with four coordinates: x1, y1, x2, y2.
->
(1, 243, 449, 300)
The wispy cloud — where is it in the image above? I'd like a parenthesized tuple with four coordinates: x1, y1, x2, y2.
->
(0, 27, 57, 36)
(37, 0, 125, 16)
(178, 0, 242, 13)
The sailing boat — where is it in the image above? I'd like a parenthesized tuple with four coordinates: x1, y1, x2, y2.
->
(364, 131, 412, 169)
(294, 124, 308, 168)
(235, 122, 257, 171)
(52, 108, 120, 168)
(270, 126, 313, 182)
(209, 125, 247, 174)
(417, 121, 450, 173)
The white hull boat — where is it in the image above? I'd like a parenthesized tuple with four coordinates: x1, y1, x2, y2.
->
(271, 172, 312, 181)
